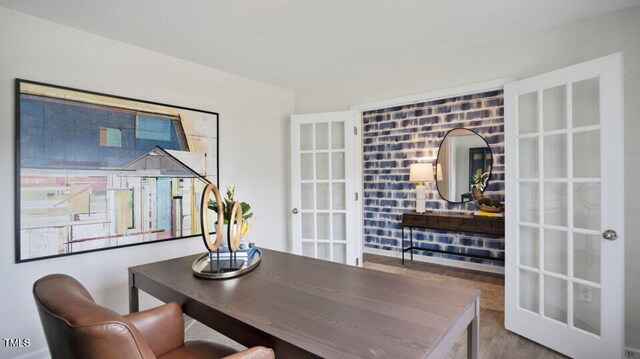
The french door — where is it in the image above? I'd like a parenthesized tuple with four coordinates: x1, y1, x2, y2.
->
(291, 111, 360, 265)
(505, 53, 624, 358)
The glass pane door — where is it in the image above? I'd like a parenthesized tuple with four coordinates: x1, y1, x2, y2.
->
(291, 112, 358, 265)
(516, 78, 604, 333)
(505, 53, 624, 358)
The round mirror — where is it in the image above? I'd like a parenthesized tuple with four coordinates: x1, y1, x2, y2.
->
(436, 128, 492, 203)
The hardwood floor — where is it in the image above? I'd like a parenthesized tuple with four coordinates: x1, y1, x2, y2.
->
(364, 253, 504, 284)
(364, 253, 568, 359)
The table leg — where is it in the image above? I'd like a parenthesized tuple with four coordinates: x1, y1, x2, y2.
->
(409, 227, 414, 261)
(402, 226, 405, 265)
(129, 271, 139, 313)
(467, 298, 479, 359)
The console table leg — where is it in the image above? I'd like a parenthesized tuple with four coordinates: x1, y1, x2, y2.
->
(410, 227, 414, 261)
(401, 226, 405, 265)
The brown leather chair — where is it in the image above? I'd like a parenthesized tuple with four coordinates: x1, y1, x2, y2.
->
(33, 274, 274, 359)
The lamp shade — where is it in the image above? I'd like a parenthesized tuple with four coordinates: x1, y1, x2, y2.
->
(409, 163, 434, 182)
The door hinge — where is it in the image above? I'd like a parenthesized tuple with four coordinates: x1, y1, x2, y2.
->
(356, 258, 360, 266)
(354, 192, 359, 201)
(354, 126, 358, 135)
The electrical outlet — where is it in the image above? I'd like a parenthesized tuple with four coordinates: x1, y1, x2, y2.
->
(579, 285, 592, 302)
(626, 347, 640, 358)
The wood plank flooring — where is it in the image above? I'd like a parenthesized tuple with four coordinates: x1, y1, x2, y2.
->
(363, 253, 568, 359)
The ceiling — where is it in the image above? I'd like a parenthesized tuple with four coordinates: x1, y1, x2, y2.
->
(1, 0, 638, 89)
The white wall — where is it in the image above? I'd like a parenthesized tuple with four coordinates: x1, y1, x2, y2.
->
(296, 6, 640, 349)
(0, 7, 293, 359)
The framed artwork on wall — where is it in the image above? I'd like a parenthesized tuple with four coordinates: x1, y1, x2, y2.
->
(15, 79, 219, 262)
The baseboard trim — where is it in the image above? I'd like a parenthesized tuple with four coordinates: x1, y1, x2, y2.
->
(626, 346, 640, 357)
(9, 347, 49, 359)
(364, 247, 505, 275)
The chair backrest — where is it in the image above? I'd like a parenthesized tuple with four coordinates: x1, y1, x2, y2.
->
(33, 274, 156, 359)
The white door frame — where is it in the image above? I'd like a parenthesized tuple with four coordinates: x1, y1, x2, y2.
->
(350, 78, 514, 270)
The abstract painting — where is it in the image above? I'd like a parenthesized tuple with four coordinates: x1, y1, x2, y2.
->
(15, 79, 219, 262)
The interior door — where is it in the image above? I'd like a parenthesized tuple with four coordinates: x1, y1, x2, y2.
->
(504, 53, 624, 358)
(291, 111, 359, 265)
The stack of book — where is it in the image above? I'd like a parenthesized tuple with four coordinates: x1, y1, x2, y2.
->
(214, 243, 259, 260)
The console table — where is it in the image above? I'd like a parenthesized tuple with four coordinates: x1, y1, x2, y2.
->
(401, 212, 504, 264)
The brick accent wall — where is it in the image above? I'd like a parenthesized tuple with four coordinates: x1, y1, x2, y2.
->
(362, 90, 505, 266)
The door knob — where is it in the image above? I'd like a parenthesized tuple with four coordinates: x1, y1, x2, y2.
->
(602, 229, 617, 241)
(292, 208, 299, 214)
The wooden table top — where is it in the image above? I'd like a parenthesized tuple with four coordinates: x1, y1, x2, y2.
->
(129, 249, 480, 358)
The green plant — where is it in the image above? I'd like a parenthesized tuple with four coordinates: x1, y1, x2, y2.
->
(208, 186, 254, 225)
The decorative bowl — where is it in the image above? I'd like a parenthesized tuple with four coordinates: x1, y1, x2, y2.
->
(478, 204, 504, 213)
(471, 186, 504, 213)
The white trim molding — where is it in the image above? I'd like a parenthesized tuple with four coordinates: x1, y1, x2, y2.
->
(350, 77, 514, 112)
(625, 346, 640, 358)
(364, 247, 505, 275)
(10, 347, 49, 359)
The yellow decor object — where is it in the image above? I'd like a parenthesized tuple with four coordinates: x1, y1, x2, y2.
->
(241, 220, 253, 237)
(474, 210, 504, 218)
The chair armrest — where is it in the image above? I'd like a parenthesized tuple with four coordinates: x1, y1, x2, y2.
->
(222, 346, 275, 359)
(125, 302, 185, 357)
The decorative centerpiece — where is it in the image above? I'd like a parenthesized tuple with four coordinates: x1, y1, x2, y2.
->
(471, 172, 504, 213)
(208, 186, 254, 247)
(192, 183, 261, 279)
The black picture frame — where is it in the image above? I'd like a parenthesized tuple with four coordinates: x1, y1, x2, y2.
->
(15, 79, 220, 263)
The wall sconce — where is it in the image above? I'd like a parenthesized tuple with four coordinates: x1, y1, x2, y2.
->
(409, 163, 434, 213)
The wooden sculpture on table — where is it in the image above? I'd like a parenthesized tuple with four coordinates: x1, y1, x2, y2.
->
(470, 171, 504, 213)
(192, 183, 261, 279)
(472, 186, 504, 213)
(200, 183, 225, 252)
